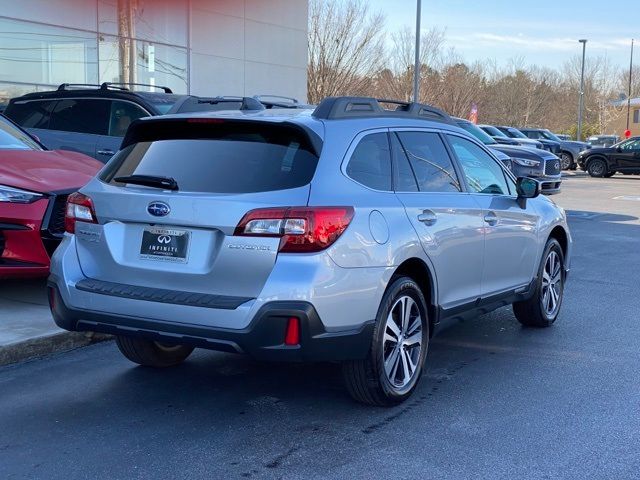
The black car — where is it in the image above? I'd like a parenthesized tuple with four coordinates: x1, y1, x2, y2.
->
(3, 83, 267, 162)
(577, 136, 640, 177)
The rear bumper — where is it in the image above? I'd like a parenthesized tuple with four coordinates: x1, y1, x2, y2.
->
(48, 283, 374, 362)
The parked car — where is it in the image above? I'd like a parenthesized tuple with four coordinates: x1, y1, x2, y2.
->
(577, 136, 640, 177)
(495, 125, 560, 155)
(477, 125, 520, 146)
(3, 83, 267, 162)
(587, 135, 619, 148)
(48, 96, 571, 406)
(0, 114, 101, 279)
(519, 128, 590, 170)
(455, 119, 562, 194)
(555, 134, 571, 141)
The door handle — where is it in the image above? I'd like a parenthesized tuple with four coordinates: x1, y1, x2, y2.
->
(97, 149, 115, 156)
(484, 211, 498, 226)
(417, 209, 437, 226)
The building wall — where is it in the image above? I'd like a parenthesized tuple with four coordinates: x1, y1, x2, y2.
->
(0, 0, 308, 104)
(190, 0, 308, 99)
(606, 102, 640, 138)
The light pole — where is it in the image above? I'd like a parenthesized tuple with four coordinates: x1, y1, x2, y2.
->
(626, 39, 634, 133)
(577, 39, 587, 141)
(413, 0, 422, 103)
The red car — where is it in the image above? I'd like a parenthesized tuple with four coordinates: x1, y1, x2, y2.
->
(0, 115, 102, 279)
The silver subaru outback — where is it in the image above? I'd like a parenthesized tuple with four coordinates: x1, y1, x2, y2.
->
(48, 97, 571, 406)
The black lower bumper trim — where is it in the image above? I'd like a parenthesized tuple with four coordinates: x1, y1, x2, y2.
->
(48, 284, 374, 362)
(75, 278, 253, 310)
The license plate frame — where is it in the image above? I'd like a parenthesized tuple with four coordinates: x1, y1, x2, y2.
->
(139, 226, 190, 263)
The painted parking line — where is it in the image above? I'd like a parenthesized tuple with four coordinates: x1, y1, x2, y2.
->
(613, 196, 640, 201)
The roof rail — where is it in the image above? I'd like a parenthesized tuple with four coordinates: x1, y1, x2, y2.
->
(101, 82, 173, 93)
(312, 96, 453, 124)
(254, 94, 299, 104)
(196, 96, 265, 111)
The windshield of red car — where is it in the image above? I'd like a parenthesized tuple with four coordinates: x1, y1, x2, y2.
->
(0, 116, 42, 151)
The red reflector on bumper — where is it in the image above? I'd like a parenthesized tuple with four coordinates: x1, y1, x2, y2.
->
(284, 317, 300, 346)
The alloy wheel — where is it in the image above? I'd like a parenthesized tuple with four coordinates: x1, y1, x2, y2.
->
(541, 251, 562, 317)
(560, 153, 572, 170)
(383, 296, 423, 388)
(589, 161, 605, 177)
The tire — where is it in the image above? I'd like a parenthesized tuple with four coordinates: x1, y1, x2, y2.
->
(587, 158, 607, 177)
(603, 171, 615, 178)
(559, 152, 573, 170)
(513, 238, 565, 328)
(116, 335, 194, 367)
(342, 276, 429, 406)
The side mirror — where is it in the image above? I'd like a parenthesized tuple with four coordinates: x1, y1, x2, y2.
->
(516, 177, 540, 207)
(616, 146, 622, 152)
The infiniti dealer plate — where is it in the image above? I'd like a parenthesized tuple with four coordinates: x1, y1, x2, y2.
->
(140, 227, 190, 263)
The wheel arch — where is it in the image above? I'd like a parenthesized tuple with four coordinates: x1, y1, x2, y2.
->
(585, 155, 608, 169)
(548, 225, 568, 258)
(560, 150, 574, 160)
(391, 257, 437, 337)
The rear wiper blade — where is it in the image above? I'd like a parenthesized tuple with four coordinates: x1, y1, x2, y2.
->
(114, 174, 179, 191)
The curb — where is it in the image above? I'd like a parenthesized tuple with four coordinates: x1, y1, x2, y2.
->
(0, 331, 113, 367)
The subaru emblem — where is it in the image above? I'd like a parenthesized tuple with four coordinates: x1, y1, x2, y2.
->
(147, 201, 170, 217)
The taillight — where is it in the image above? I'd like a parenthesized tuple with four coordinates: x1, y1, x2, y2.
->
(234, 206, 354, 253)
(65, 192, 97, 234)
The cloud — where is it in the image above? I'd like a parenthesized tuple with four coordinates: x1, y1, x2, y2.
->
(449, 33, 632, 52)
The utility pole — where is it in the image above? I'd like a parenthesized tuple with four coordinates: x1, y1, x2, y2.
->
(626, 39, 634, 132)
(413, 0, 422, 103)
(577, 39, 587, 141)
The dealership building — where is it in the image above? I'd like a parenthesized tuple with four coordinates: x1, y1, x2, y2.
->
(0, 0, 308, 104)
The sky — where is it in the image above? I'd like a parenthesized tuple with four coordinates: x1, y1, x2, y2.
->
(368, 0, 637, 70)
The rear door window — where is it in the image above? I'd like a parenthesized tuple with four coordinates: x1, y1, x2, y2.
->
(395, 131, 461, 192)
(49, 99, 109, 135)
(102, 122, 319, 194)
(345, 133, 392, 191)
(109, 101, 149, 137)
(5, 100, 56, 129)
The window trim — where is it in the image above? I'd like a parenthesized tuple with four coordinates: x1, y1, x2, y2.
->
(390, 127, 465, 194)
(443, 131, 518, 198)
(12, 97, 151, 137)
(340, 127, 395, 193)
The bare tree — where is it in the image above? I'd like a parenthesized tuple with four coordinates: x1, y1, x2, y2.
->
(376, 26, 446, 102)
(307, 0, 386, 104)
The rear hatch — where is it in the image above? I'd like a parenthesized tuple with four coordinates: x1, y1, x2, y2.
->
(73, 117, 320, 299)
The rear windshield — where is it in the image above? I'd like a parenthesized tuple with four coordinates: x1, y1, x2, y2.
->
(102, 123, 319, 194)
(136, 93, 181, 114)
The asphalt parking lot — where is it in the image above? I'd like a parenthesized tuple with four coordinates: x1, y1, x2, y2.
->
(1, 173, 639, 479)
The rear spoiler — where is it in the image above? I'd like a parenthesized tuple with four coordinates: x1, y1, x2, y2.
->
(120, 117, 323, 157)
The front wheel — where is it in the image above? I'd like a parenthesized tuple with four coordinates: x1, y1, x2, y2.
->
(559, 152, 573, 170)
(603, 171, 616, 178)
(587, 159, 607, 177)
(116, 336, 194, 367)
(342, 276, 429, 406)
(513, 238, 565, 328)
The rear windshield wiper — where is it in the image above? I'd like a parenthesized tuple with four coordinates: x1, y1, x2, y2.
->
(114, 175, 179, 191)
